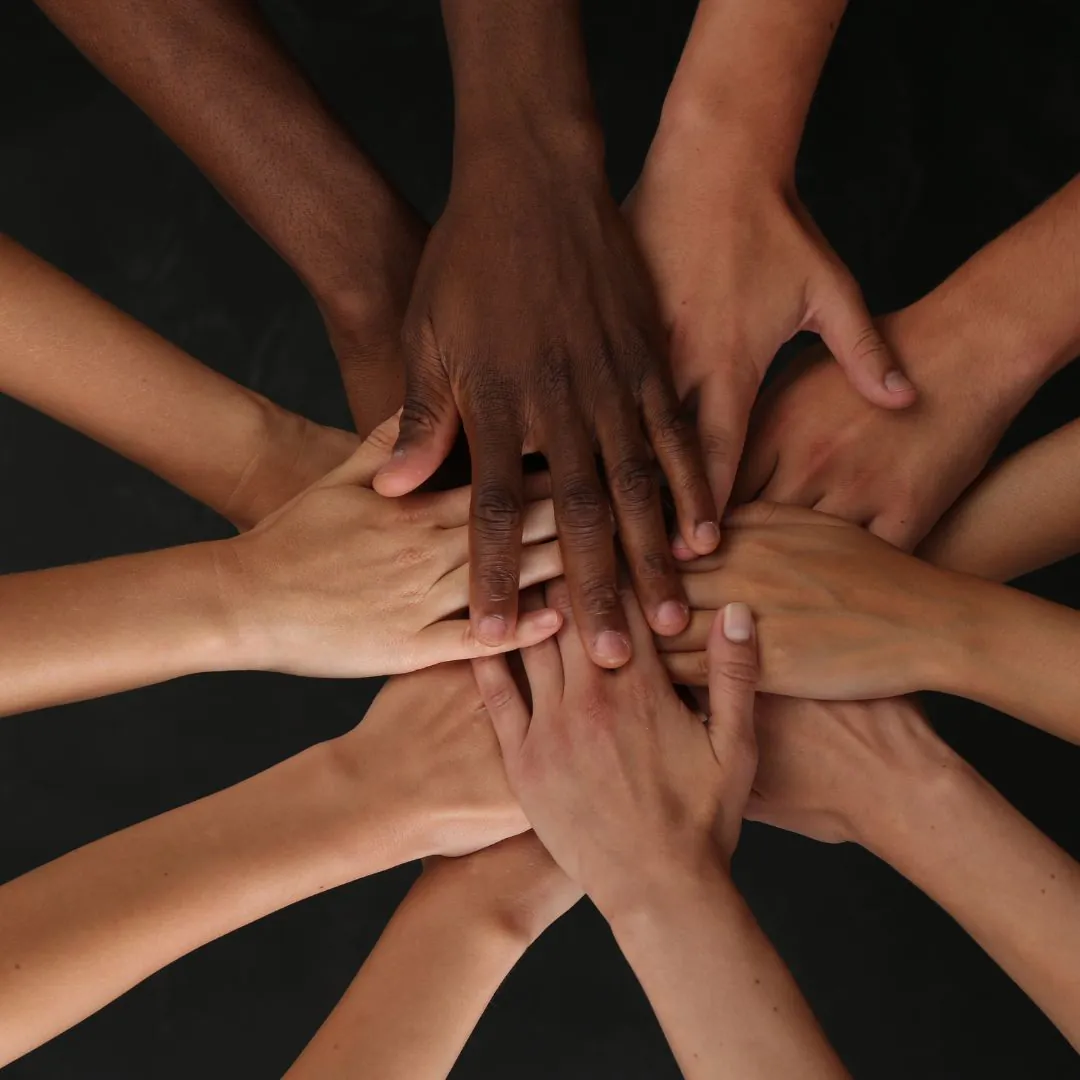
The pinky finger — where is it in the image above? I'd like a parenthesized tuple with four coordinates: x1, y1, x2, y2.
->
(418, 607, 562, 667)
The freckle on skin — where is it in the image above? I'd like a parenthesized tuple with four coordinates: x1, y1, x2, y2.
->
(14, 963, 21, 970)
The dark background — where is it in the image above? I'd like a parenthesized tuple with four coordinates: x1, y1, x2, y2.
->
(1, 0, 1080, 1076)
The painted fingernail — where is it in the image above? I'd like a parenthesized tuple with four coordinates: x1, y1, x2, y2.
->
(478, 615, 508, 645)
(722, 602, 754, 643)
(695, 521, 721, 548)
(655, 600, 689, 634)
(884, 370, 914, 393)
(594, 630, 632, 667)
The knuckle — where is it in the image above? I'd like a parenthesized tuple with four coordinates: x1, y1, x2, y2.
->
(400, 393, 443, 438)
(850, 325, 888, 363)
(579, 579, 621, 620)
(484, 682, 518, 712)
(478, 562, 519, 605)
(609, 457, 657, 512)
(558, 479, 609, 538)
(714, 658, 760, 686)
(634, 549, 673, 584)
(698, 423, 738, 464)
(473, 485, 523, 538)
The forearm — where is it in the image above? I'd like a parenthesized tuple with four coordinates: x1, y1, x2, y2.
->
(605, 861, 848, 1080)
(35, 0, 400, 311)
(0, 738, 420, 1066)
(655, 0, 847, 178)
(918, 418, 1080, 582)
(287, 875, 529, 1079)
(441, 0, 603, 164)
(0, 237, 351, 528)
(859, 758, 1080, 1049)
(0, 541, 241, 716)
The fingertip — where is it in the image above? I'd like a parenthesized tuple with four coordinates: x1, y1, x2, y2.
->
(671, 533, 696, 561)
(651, 599, 690, 637)
(592, 629, 632, 668)
(515, 606, 563, 644)
(719, 602, 755, 644)
(687, 519, 721, 556)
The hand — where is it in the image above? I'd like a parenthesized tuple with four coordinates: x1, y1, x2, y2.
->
(659, 502, 971, 699)
(421, 833, 582, 945)
(215, 414, 564, 678)
(734, 313, 1015, 550)
(744, 695, 959, 845)
(375, 150, 719, 668)
(473, 579, 760, 915)
(625, 146, 915, 538)
(317, 195, 428, 440)
(331, 662, 529, 859)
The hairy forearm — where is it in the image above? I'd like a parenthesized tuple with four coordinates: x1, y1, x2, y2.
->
(0, 236, 352, 528)
(605, 861, 848, 1080)
(656, 0, 847, 177)
(859, 759, 1080, 1049)
(918, 418, 1080, 582)
(0, 738, 417, 1066)
(0, 541, 238, 716)
(287, 874, 528, 1079)
(35, 0, 400, 309)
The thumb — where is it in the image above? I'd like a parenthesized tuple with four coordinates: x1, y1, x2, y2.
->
(471, 655, 530, 763)
(319, 411, 402, 488)
(705, 603, 760, 809)
(815, 276, 917, 411)
(374, 320, 459, 496)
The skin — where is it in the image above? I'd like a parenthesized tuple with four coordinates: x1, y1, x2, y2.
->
(626, 0, 915, 536)
(746, 695, 1080, 1051)
(735, 172, 1080, 549)
(473, 586, 848, 1078)
(0, 415, 564, 717)
(374, 0, 719, 668)
(286, 834, 581, 1079)
(0, 661, 529, 1067)
(34, 0, 421, 436)
(0, 234, 357, 532)
(660, 502, 1080, 744)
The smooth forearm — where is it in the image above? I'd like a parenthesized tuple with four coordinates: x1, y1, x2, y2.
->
(0, 738, 417, 1066)
(656, 0, 847, 177)
(926, 576, 1080, 744)
(858, 760, 1080, 1049)
(35, 0, 400, 308)
(441, 0, 603, 163)
(605, 861, 848, 1080)
(918, 418, 1080, 582)
(287, 876, 528, 1079)
(0, 542, 239, 716)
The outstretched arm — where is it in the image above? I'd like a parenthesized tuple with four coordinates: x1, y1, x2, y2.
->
(34, 0, 422, 432)
(286, 835, 580, 1079)
(0, 663, 528, 1067)
(749, 695, 1080, 1051)
(0, 235, 356, 531)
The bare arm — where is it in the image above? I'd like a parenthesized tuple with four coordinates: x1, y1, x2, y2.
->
(0, 663, 527, 1067)
(0, 235, 356, 530)
(286, 836, 579, 1079)
(34, 0, 422, 432)
(750, 696, 1080, 1050)
(918, 417, 1080, 582)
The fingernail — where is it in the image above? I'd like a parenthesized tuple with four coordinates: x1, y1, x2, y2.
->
(655, 600, 689, 634)
(594, 630, 631, 667)
(884, 370, 914, 393)
(672, 534, 694, 560)
(722, 602, 754, 643)
(536, 608, 561, 630)
(478, 615, 508, 645)
(695, 521, 721, 548)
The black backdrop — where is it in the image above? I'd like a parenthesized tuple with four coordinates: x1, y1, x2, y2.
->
(2, 1, 1080, 1076)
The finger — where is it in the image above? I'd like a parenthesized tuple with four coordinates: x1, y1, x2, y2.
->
(660, 649, 709, 687)
(545, 576, 595, 689)
(374, 323, 459, 496)
(694, 367, 757, 520)
(431, 539, 563, 618)
(867, 511, 923, 552)
(472, 654, 531, 760)
(653, 608, 714, 654)
(815, 280, 916, 411)
(639, 371, 720, 556)
(547, 422, 630, 669)
(705, 604, 759, 808)
(597, 401, 688, 637)
(721, 501, 844, 529)
(420, 605, 562, 669)
(617, 583, 669, 681)
(438, 498, 557, 565)
(319, 412, 402, 488)
(517, 587, 565, 715)
(467, 416, 528, 646)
